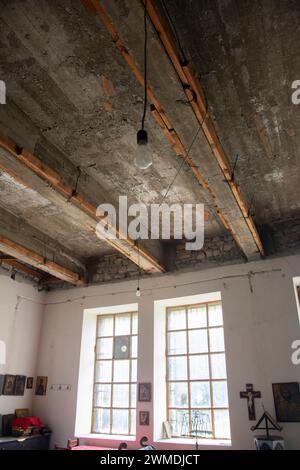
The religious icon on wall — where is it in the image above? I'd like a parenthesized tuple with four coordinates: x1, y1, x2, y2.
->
(15, 408, 30, 418)
(240, 383, 261, 420)
(35, 376, 48, 396)
(0, 374, 5, 395)
(139, 411, 150, 426)
(272, 382, 300, 422)
(26, 377, 34, 389)
(14, 375, 26, 396)
(138, 383, 151, 402)
(3, 374, 16, 395)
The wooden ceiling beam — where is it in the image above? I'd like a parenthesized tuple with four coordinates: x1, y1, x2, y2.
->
(0, 237, 85, 285)
(0, 135, 165, 274)
(0, 258, 44, 280)
(85, 0, 263, 258)
(144, 0, 264, 257)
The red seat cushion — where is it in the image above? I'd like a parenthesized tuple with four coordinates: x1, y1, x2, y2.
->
(71, 445, 114, 450)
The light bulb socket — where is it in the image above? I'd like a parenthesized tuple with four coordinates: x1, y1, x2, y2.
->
(137, 129, 148, 145)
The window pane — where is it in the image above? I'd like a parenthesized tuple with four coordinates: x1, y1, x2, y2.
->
(94, 384, 111, 407)
(93, 408, 110, 433)
(189, 329, 208, 353)
(212, 381, 229, 408)
(213, 409, 231, 439)
(131, 359, 137, 382)
(130, 409, 136, 435)
(190, 382, 211, 407)
(168, 331, 187, 355)
(96, 338, 113, 359)
(169, 382, 188, 408)
(112, 409, 128, 434)
(209, 328, 225, 352)
(211, 354, 227, 379)
(169, 409, 189, 437)
(114, 336, 130, 359)
(168, 356, 187, 380)
(96, 361, 112, 382)
(132, 314, 138, 335)
(114, 360, 129, 382)
(191, 410, 213, 438)
(115, 315, 131, 335)
(113, 384, 129, 407)
(130, 384, 136, 407)
(98, 316, 113, 337)
(187, 306, 207, 329)
(189, 355, 209, 380)
(131, 336, 137, 358)
(208, 304, 223, 327)
(168, 308, 186, 330)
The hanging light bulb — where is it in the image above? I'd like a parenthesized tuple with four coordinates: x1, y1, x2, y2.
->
(133, 2, 152, 171)
(136, 286, 141, 297)
(134, 129, 152, 170)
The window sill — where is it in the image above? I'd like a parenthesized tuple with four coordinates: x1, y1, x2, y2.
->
(155, 437, 232, 447)
(77, 433, 136, 441)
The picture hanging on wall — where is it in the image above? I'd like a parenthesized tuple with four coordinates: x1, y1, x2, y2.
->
(3, 375, 16, 395)
(139, 411, 150, 426)
(26, 377, 34, 389)
(138, 383, 151, 402)
(14, 375, 26, 396)
(272, 382, 300, 422)
(35, 376, 48, 396)
(0, 374, 5, 395)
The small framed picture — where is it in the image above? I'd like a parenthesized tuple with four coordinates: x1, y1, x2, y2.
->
(139, 411, 150, 426)
(14, 375, 26, 396)
(0, 374, 5, 395)
(15, 408, 30, 418)
(26, 377, 34, 389)
(138, 383, 151, 402)
(35, 376, 48, 396)
(3, 375, 16, 396)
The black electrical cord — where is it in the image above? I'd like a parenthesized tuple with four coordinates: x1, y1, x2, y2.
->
(141, 0, 148, 130)
(160, 0, 187, 63)
(159, 122, 202, 206)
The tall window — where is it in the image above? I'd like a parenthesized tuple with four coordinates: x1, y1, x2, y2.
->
(92, 312, 138, 435)
(166, 302, 230, 440)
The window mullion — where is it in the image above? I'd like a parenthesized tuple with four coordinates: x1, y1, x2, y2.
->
(186, 306, 191, 437)
(206, 303, 215, 438)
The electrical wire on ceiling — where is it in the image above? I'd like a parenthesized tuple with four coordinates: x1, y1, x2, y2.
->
(160, 0, 187, 63)
(14, 268, 283, 307)
(134, 0, 152, 170)
(158, 122, 202, 207)
(141, 1, 148, 131)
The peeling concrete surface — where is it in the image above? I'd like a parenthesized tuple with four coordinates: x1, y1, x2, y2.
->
(162, 0, 300, 225)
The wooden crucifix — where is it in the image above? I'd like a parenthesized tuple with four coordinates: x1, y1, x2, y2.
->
(240, 383, 261, 420)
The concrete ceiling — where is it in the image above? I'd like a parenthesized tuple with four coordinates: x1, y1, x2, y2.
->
(0, 0, 298, 286)
(161, 0, 300, 224)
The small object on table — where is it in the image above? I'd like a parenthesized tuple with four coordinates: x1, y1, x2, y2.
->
(15, 408, 30, 418)
(11, 416, 43, 437)
(251, 410, 285, 450)
(240, 383, 261, 420)
(118, 442, 128, 450)
(138, 436, 156, 450)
